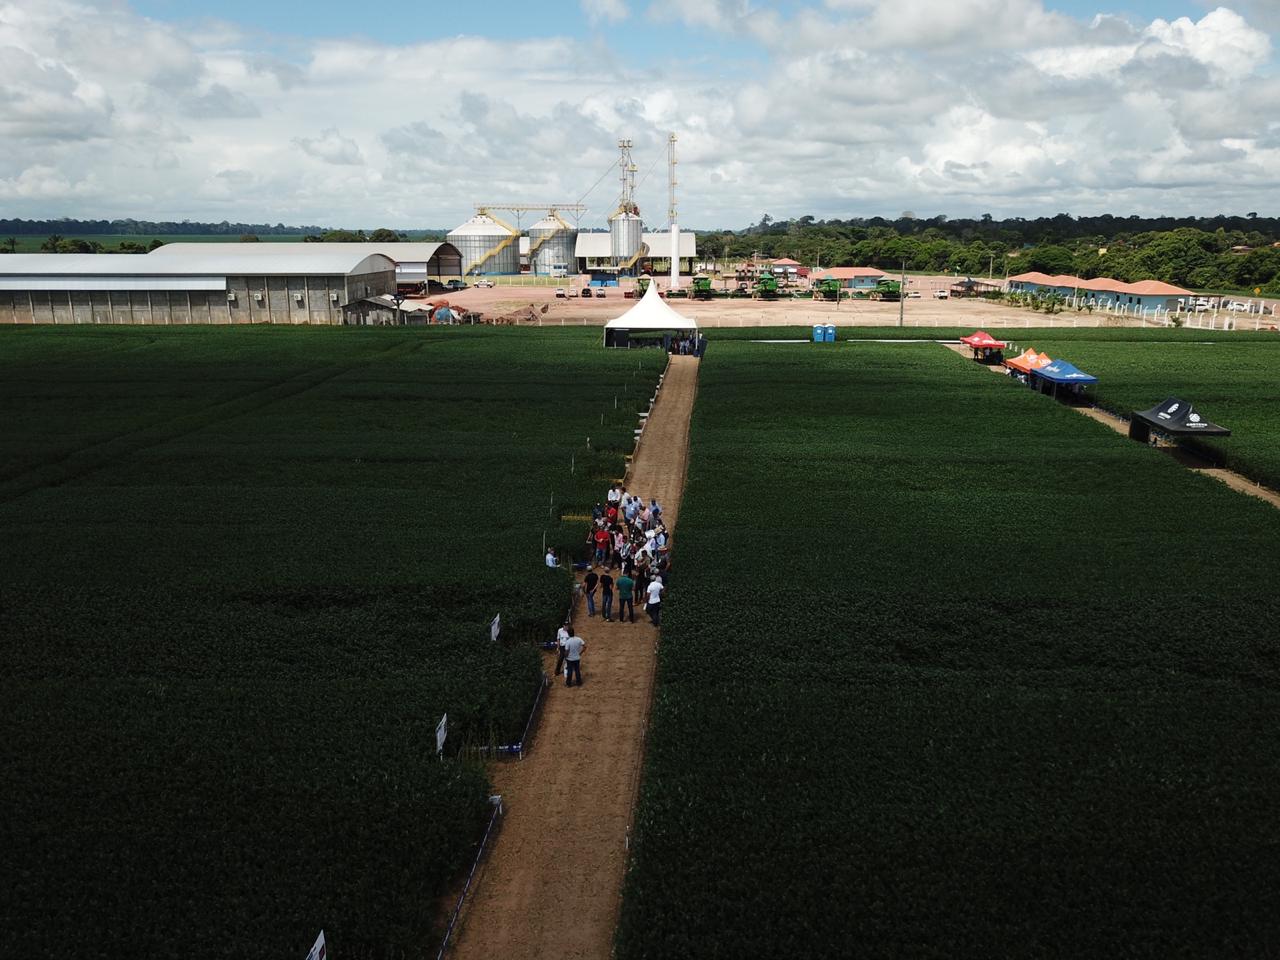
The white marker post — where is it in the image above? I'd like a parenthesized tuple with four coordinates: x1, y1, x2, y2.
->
(436, 714, 448, 759)
(490, 614, 501, 643)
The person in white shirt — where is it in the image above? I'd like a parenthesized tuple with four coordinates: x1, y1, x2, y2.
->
(555, 623, 571, 676)
(545, 548, 559, 568)
(607, 485, 622, 508)
(562, 633, 586, 686)
(645, 578, 664, 626)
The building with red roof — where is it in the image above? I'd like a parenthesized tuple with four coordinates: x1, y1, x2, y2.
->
(811, 266, 886, 290)
(1008, 272, 1193, 312)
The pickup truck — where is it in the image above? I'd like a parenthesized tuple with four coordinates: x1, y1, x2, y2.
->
(934, 289, 949, 300)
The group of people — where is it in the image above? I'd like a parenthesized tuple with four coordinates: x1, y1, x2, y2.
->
(672, 334, 706, 357)
(585, 484, 669, 626)
(551, 483, 672, 688)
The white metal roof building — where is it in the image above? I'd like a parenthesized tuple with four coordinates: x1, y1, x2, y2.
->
(574, 231, 697, 261)
(0, 250, 400, 326)
(147, 242, 464, 286)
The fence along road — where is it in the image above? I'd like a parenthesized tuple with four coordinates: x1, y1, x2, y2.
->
(449, 354, 700, 960)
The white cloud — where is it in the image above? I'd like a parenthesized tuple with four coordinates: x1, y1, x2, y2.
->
(582, 0, 628, 22)
(293, 128, 364, 165)
(0, 0, 1276, 227)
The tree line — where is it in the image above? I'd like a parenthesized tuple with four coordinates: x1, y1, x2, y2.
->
(0, 218, 332, 237)
(696, 213, 1280, 294)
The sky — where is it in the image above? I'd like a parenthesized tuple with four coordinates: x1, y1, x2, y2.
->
(1, 0, 1277, 230)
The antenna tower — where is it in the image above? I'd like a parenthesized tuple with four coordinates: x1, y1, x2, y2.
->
(668, 133, 679, 289)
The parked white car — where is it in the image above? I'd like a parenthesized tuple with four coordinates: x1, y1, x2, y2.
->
(475, 279, 494, 288)
(1225, 301, 1250, 312)
(934, 289, 949, 300)
(554, 287, 566, 298)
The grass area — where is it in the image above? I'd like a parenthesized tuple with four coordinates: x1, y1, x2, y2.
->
(0, 325, 663, 959)
(1026, 337, 1280, 488)
(618, 340, 1280, 959)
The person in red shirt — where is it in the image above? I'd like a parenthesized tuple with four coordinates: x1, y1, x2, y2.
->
(593, 526, 611, 566)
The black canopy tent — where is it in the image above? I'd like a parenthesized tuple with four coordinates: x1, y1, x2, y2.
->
(1129, 397, 1231, 443)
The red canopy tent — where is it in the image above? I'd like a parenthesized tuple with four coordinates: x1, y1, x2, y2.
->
(960, 330, 1007, 350)
(959, 330, 1007, 365)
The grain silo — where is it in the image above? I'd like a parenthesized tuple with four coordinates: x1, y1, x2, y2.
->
(447, 211, 520, 275)
(528, 213, 578, 276)
(610, 211, 643, 263)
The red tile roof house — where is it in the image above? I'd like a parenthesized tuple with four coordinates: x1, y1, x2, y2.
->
(1008, 272, 1193, 313)
(810, 266, 886, 289)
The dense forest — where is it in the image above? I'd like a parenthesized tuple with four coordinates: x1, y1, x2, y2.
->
(0, 218, 333, 237)
(696, 213, 1280, 294)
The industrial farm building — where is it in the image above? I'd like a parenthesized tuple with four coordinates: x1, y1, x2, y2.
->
(0, 243, 463, 325)
(574, 231, 698, 274)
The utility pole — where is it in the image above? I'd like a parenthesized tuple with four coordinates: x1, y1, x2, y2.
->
(668, 132, 679, 291)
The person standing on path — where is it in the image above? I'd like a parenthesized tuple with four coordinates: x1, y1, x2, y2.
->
(562, 632, 586, 687)
(617, 571, 635, 623)
(645, 576, 664, 626)
(600, 571, 615, 622)
(555, 622, 571, 677)
(583, 569, 598, 618)
(593, 526, 611, 567)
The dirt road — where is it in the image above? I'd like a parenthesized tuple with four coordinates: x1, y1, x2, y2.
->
(449, 356, 700, 960)
(431, 279, 1211, 330)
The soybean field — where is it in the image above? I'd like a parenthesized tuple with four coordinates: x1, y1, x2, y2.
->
(0, 325, 663, 959)
(618, 340, 1280, 959)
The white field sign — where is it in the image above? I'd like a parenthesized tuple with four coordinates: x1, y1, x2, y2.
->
(305, 930, 326, 960)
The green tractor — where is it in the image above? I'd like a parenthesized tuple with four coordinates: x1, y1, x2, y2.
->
(811, 277, 842, 302)
(752, 270, 780, 300)
(691, 275, 715, 300)
(869, 279, 902, 302)
(635, 276, 651, 297)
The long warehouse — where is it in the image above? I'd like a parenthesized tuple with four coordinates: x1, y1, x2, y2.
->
(0, 242, 463, 325)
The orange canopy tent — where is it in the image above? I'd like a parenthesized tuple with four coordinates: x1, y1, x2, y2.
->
(1005, 349, 1052, 374)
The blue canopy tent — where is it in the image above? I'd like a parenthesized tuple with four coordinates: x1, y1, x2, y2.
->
(1029, 359, 1098, 404)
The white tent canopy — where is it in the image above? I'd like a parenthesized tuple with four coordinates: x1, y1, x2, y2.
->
(604, 279, 698, 332)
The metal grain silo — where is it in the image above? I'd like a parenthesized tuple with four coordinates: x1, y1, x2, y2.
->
(528, 214, 578, 276)
(447, 212, 520, 275)
(610, 212, 643, 262)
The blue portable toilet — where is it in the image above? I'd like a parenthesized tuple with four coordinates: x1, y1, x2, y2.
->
(812, 324, 824, 343)
(823, 324, 836, 342)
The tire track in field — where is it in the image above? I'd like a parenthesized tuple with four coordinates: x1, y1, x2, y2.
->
(448, 355, 700, 960)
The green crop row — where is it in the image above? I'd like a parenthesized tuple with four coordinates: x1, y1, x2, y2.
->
(1023, 336, 1280, 490)
(0, 325, 664, 959)
(618, 341, 1280, 959)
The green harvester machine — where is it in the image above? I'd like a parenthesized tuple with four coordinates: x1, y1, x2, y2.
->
(868, 278, 902, 301)
(691, 275, 715, 300)
(752, 270, 781, 300)
(811, 277, 842, 302)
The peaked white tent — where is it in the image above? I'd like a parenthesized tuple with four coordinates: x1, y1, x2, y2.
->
(603, 279, 698, 348)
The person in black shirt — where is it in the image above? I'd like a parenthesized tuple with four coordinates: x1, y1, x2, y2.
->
(600, 571, 615, 622)
(583, 570, 599, 617)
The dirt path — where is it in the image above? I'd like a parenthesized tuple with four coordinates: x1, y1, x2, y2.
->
(449, 355, 700, 960)
(940, 343, 1280, 511)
